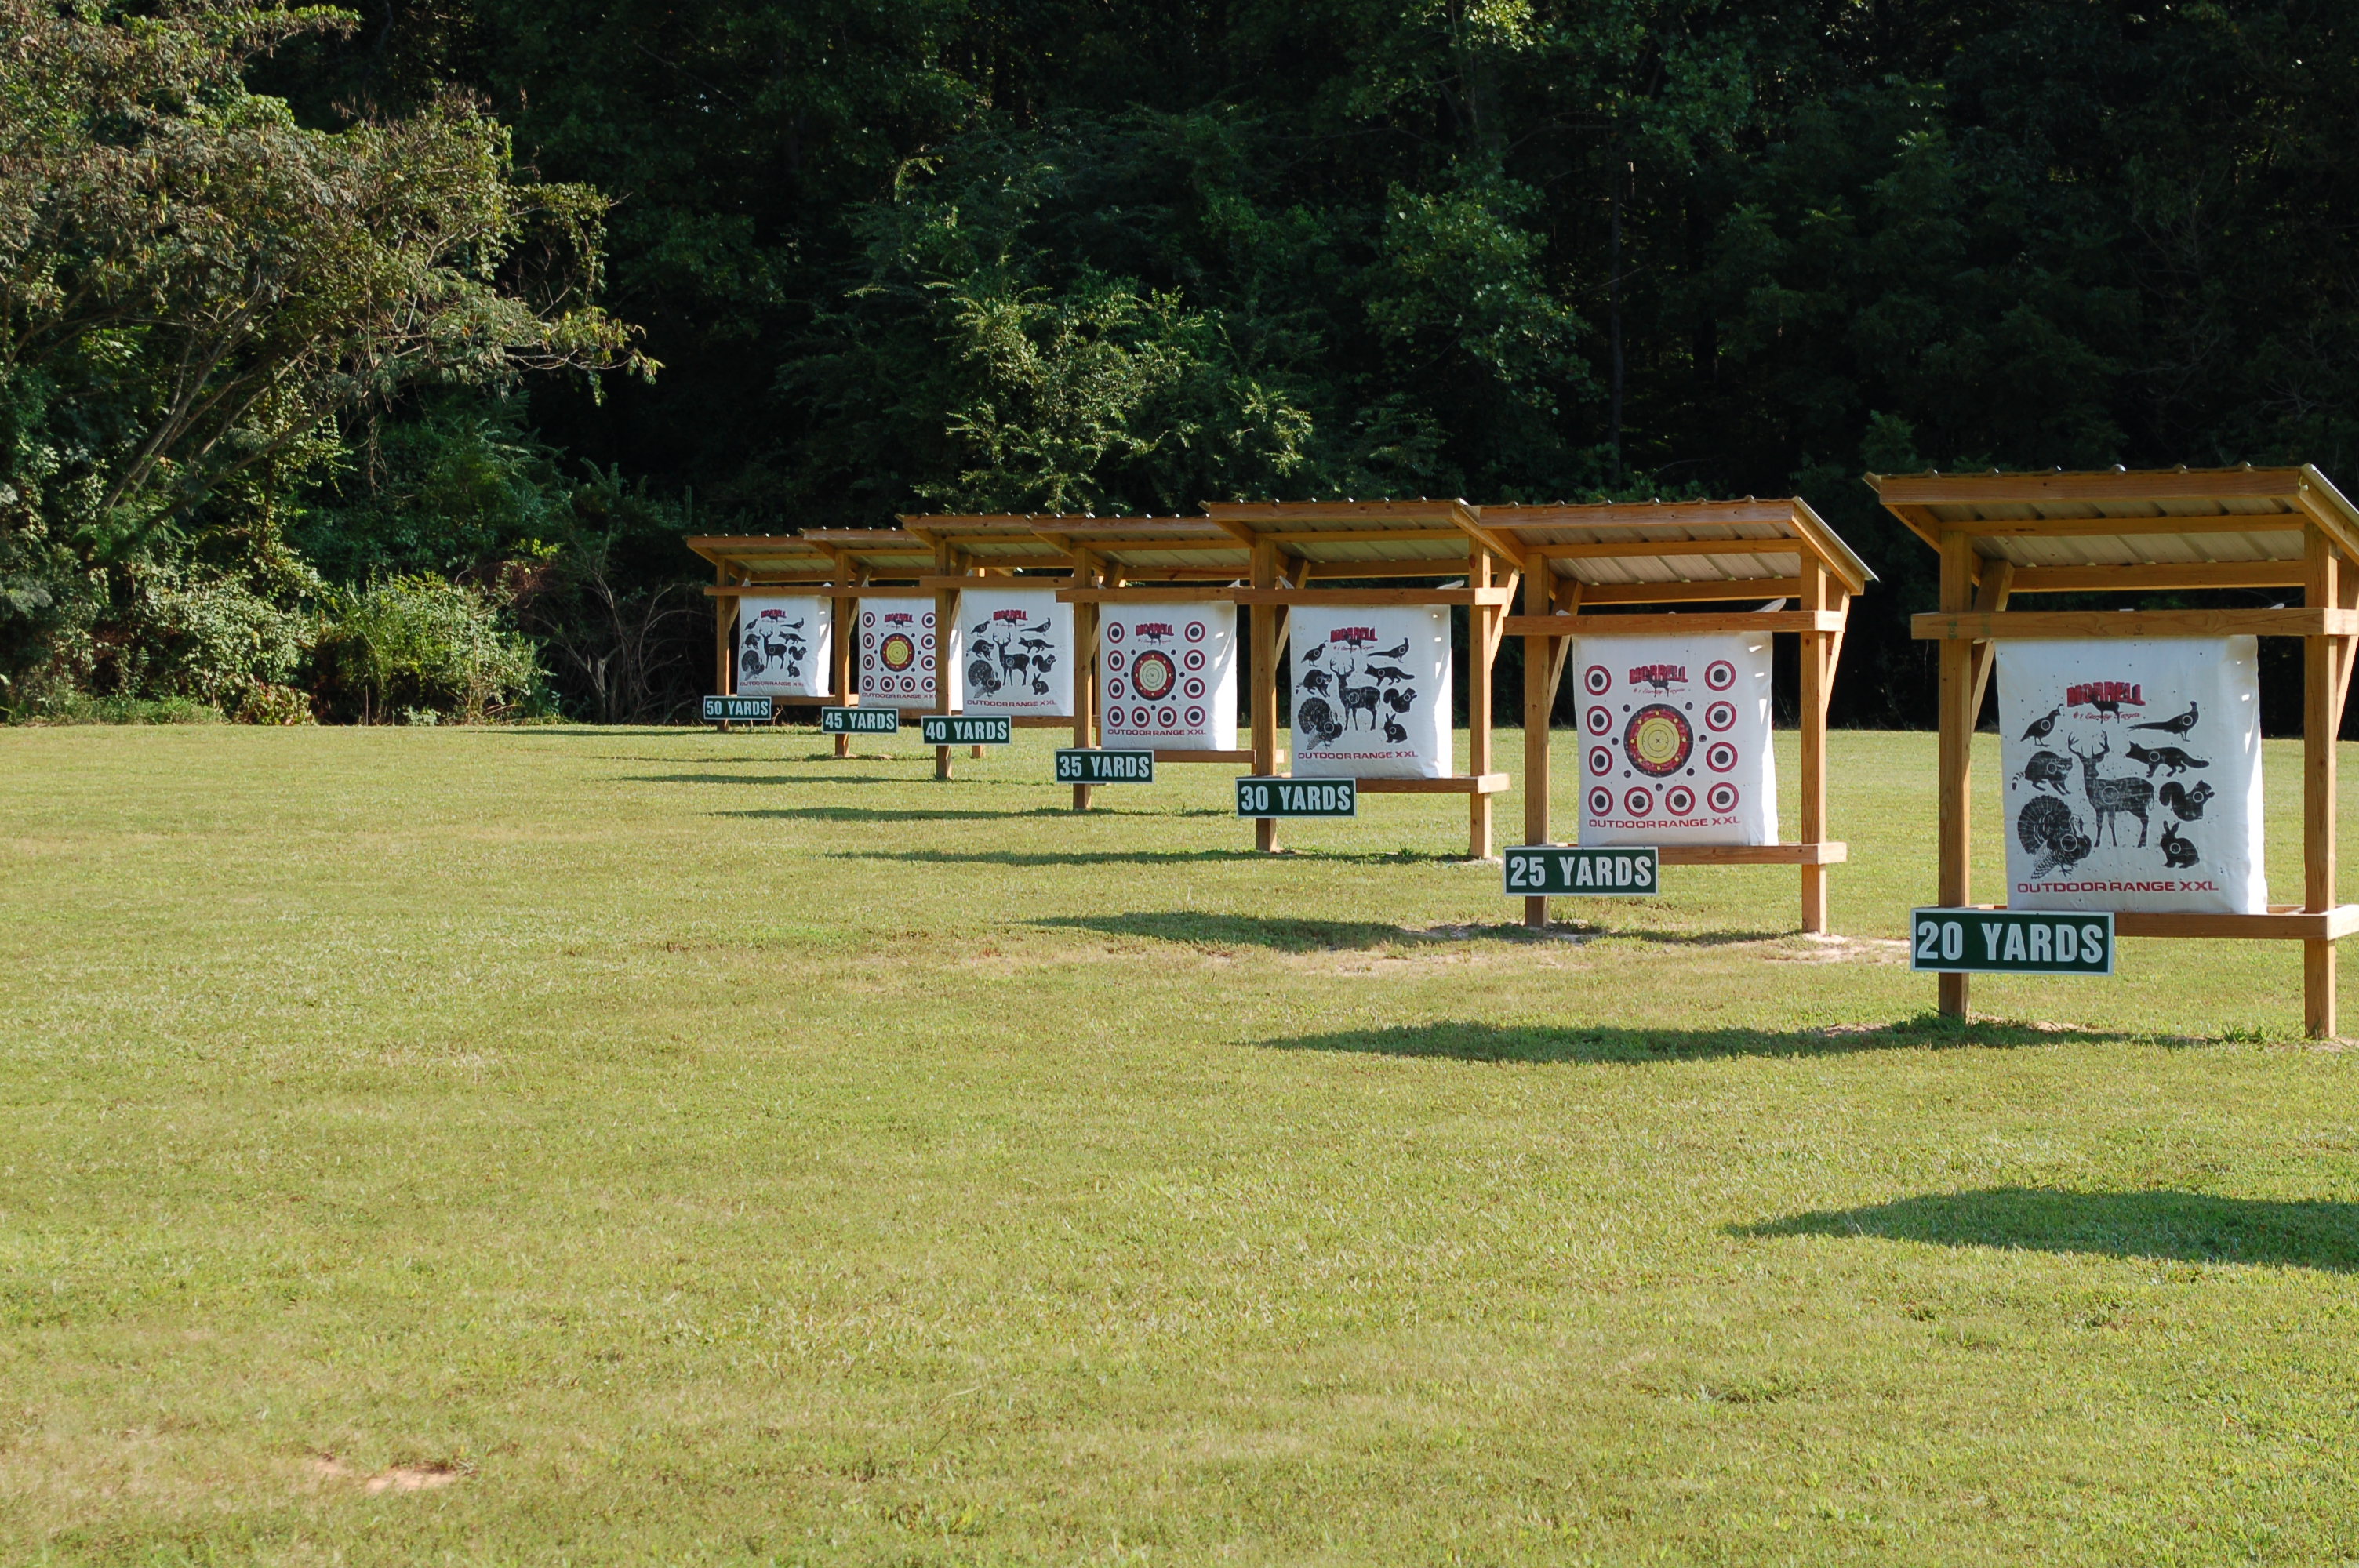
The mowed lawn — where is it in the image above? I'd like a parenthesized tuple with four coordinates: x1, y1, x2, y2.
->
(8, 723, 2359, 1566)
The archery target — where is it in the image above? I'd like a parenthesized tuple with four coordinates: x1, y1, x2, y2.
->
(858, 596, 941, 706)
(1290, 605, 1452, 779)
(1996, 637, 2265, 915)
(1100, 603, 1237, 749)
(734, 595, 832, 699)
(1574, 633, 1776, 845)
(956, 586, 1072, 716)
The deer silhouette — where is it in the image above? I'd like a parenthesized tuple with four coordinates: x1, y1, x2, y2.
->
(1339, 669, 1381, 731)
(2070, 733, 2154, 847)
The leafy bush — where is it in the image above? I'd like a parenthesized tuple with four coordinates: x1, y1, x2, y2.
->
(311, 576, 545, 724)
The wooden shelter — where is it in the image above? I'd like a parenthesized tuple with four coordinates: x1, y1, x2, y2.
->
(1041, 517, 1256, 810)
(1877, 464, 2359, 1036)
(898, 514, 1084, 782)
(685, 532, 842, 735)
(1198, 499, 1515, 856)
(1488, 499, 1873, 931)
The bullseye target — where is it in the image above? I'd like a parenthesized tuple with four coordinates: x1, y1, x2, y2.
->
(1587, 745, 1614, 776)
(1157, 706, 1177, 728)
(1622, 704, 1692, 776)
(1706, 740, 1739, 772)
(1106, 622, 1126, 644)
(1107, 678, 1127, 700)
(1623, 787, 1655, 817)
(1707, 782, 1739, 813)
(1705, 700, 1737, 731)
(1705, 659, 1736, 691)
(1106, 650, 1126, 672)
(1572, 632, 1774, 846)
(1183, 649, 1205, 672)
(1184, 705, 1205, 727)
(1588, 786, 1614, 817)
(1584, 665, 1612, 696)
(1131, 650, 1177, 700)
(1586, 706, 1612, 736)
(1183, 677, 1206, 699)
(878, 633, 916, 672)
(1101, 601, 1237, 748)
(1665, 784, 1697, 815)
(1186, 622, 1207, 643)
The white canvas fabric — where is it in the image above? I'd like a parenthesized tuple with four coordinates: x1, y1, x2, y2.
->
(856, 596, 940, 706)
(954, 587, 1072, 716)
(1100, 602, 1238, 749)
(733, 595, 831, 699)
(1995, 637, 2266, 914)
(1573, 633, 1777, 845)
(1289, 605, 1451, 779)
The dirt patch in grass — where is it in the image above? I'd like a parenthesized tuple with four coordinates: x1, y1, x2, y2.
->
(307, 1456, 464, 1494)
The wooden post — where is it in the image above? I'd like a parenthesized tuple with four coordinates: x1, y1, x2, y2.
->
(714, 564, 733, 733)
(1523, 622, 1554, 926)
(1071, 552, 1099, 811)
(933, 543, 958, 781)
(1936, 531, 1978, 1018)
(1251, 538, 1281, 852)
(2306, 527, 2341, 1036)
(1467, 547, 1496, 859)
(1799, 559, 1830, 932)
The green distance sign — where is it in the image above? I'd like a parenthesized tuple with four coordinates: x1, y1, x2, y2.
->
(820, 706, 899, 735)
(1503, 844, 1659, 896)
(702, 695, 773, 724)
(1056, 748, 1155, 784)
(1236, 776, 1356, 818)
(921, 713, 1012, 745)
(1910, 908, 2114, 975)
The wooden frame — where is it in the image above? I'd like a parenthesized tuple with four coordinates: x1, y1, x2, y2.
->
(898, 515, 1084, 786)
(1876, 464, 2359, 1036)
(684, 534, 840, 735)
(1198, 500, 1518, 858)
(1485, 499, 1874, 931)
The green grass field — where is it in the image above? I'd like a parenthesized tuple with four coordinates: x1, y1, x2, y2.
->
(7, 722, 2359, 1565)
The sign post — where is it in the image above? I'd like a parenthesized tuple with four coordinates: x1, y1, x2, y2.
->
(1235, 776, 1357, 818)
(702, 695, 774, 726)
(1056, 749, 1155, 785)
(1909, 908, 2114, 975)
(820, 706, 900, 736)
(1503, 844, 1659, 897)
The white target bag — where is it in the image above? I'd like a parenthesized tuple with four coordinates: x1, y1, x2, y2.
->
(734, 595, 831, 699)
(1996, 637, 2265, 914)
(1290, 605, 1451, 779)
(1100, 602, 1237, 749)
(1574, 633, 1776, 845)
(856, 596, 940, 707)
(957, 586, 1072, 717)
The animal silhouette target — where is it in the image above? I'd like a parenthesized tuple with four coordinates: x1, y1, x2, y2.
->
(733, 595, 831, 699)
(1289, 607, 1450, 779)
(1996, 637, 2266, 914)
(1573, 633, 1776, 846)
(955, 587, 1073, 716)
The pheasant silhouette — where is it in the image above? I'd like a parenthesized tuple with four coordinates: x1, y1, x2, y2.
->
(2020, 706, 2061, 743)
(1371, 638, 1411, 661)
(2131, 702, 2197, 737)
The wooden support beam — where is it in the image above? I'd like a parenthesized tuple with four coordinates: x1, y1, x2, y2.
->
(1502, 611, 1843, 637)
(1915, 608, 2356, 640)
(1070, 552, 1100, 810)
(1572, 578, 1807, 604)
(1965, 561, 2013, 724)
(1523, 626, 1556, 927)
(2005, 561, 2307, 593)
(713, 565, 733, 731)
(829, 585, 856, 757)
(1937, 531, 1977, 1018)
(1543, 536, 1805, 561)
(1467, 549, 1496, 859)
(1230, 586, 1516, 607)
(2306, 528, 2342, 1036)
(1799, 561, 1832, 934)
(1251, 539, 1281, 852)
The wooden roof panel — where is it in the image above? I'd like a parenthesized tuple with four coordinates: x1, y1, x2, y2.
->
(1475, 499, 1872, 593)
(1872, 466, 2359, 565)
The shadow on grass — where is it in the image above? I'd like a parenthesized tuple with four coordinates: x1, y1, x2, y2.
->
(722, 805, 1075, 823)
(627, 772, 1016, 787)
(1257, 1014, 2128, 1064)
(1038, 912, 1440, 950)
(841, 846, 1463, 867)
(1737, 1188, 2359, 1272)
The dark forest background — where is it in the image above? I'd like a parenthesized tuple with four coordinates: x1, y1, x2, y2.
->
(11, 0, 2359, 727)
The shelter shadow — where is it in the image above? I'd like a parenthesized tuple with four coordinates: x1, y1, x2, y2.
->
(845, 847, 1460, 868)
(1037, 912, 1448, 951)
(626, 772, 1017, 787)
(721, 805, 1073, 823)
(1258, 1017, 2121, 1065)
(1739, 1188, 2359, 1273)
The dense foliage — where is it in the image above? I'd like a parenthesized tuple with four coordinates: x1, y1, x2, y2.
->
(13, 0, 2359, 723)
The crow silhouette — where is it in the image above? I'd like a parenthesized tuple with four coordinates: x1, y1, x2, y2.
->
(2130, 702, 2197, 737)
(2020, 706, 2061, 742)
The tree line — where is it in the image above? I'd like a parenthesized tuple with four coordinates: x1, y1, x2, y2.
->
(6, 0, 2357, 727)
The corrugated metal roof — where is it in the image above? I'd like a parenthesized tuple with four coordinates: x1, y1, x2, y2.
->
(797, 528, 937, 575)
(1034, 517, 1252, 576)
(1869, 466, 2359, 568)
(684, 535, 835, 577)
(1201, 500, 1482, 569)
(1476, 499, 1874, 594)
